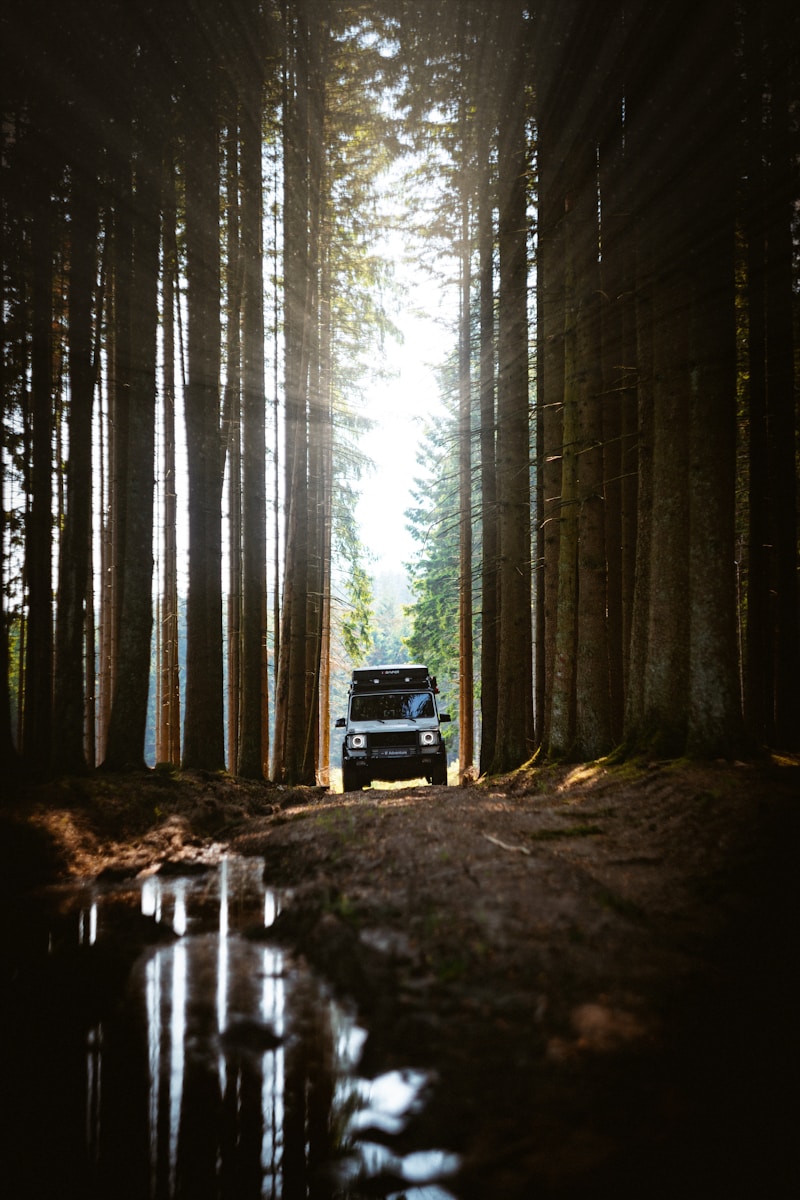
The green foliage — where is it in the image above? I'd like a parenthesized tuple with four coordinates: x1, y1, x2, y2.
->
(331, 471, 374, 668)
(366, 572, 413, 665)
(341, 559, 375, 663)
(5, 618, 22, 748)
(403, 400, 461, 750)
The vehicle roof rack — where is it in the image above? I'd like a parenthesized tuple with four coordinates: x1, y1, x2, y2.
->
(350, 663, 433, 690)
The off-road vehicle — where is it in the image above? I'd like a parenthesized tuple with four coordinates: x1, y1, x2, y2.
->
(336, 663, 451, 791)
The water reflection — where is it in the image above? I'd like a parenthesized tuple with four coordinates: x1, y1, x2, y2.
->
(2, 856, 457, 1199)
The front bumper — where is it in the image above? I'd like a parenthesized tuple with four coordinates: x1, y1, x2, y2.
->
(343, 746, 445, 782)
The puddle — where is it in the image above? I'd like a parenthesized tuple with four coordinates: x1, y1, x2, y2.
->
(1, 856, 458, 1199)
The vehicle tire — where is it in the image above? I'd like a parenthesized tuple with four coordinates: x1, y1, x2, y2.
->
(431, 759, 448, 786)
(342, 761, 360, 793)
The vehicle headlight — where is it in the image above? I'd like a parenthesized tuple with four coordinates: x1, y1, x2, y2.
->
(349, 733, 367, 749)
(419, 730, 438, 747)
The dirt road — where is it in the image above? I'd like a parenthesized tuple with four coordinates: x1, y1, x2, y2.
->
(4, 756, 798, 1196)
(226, 758, 799, 1197)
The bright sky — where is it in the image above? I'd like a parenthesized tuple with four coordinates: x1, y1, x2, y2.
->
(355, 263, 454, 575)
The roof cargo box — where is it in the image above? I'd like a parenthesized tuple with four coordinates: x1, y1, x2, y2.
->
(351, 663, 431, 690)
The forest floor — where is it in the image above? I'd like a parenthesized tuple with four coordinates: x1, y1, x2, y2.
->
(2, 754, 799, 1198)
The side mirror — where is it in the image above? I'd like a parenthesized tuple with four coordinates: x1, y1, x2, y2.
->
(439, 713, 451, 723)
(335, 717, 346, 728)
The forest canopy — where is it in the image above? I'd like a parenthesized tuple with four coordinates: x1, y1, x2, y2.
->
(1, 0, 798, 785)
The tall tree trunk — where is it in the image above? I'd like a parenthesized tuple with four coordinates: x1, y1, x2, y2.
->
(53, 154, 99, 773)
(625, 2, 698, 754)
(640, 269, 689, 752)
(302, 40, 324, 785)
(686, 4, 742, 756)
(315, 227, 333, 787)
(158, 156, 181, 767)
(741, 0, 798, 751)
(104, 64, 162, 770)
(491, 28, 533, 772)
(182, 51, 226, 772)
(270, 144, 282, 725)
(623, 235, 654, 743)
(223, 111, 244, 773)
(86, 225, 106, 767)
(274, 4, 319, 785)
(477, 120, 498, 775)
(239, 74, 269, 779)
(573, 156, 611, 760)
(619, 319, 638, 714)
(23, 141, 55, 770)
(96, 251, 114, 763)
(535, 144, 565, 755)
(763, 2, 799, 747)
(547, 187, 579, 758)
(688, 283, 741, 754)
(458, 174, 474, 781)
(107, 104, 134, 746)
(743, 0, 770, 745)
(598, 114, 632, 743)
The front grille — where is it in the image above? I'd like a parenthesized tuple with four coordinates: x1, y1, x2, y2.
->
(368, 731, 418, 749)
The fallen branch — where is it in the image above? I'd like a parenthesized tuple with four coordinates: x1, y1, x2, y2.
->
(482, 832, 531, 856)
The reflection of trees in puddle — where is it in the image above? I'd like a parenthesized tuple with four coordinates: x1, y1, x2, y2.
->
(3, 856, 456, 1198)
(96, 858, 365, 1197)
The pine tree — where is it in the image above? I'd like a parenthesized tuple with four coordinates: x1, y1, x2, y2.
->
(239, 40, 270, 779)
(181, 8, 226, 772)
(53, 135, 100, 772)
(491, 6, 533, 772)
(104, 31, 163, 770)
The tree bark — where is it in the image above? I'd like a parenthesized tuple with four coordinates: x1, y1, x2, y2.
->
(458, 169, 474, 781)
(239, 77, 269, 779)
(686, 4, 742, 756)
(104, 57, 162, 770)
(547, 189, 579, 759)
(223, 111, 243, 774)
(23, 137, 55, 769)
(492, 25, 533, 772)
(274, 3, 314, 784)
(762, 1, 800, 748)
(53, 152, 99, 773)
(316, 239, 333, 787)
(598, 115, 632, 744)
(535, 140, 565, 754)
(182, 44, 226, 772)
(477, 118, 498, 776)
(623, 238, 654, 743)
(158, 156, 181, 767)
(574, 174, 611, 760)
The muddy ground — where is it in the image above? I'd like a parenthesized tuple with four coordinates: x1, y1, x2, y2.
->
(2, 756, 799, 1198)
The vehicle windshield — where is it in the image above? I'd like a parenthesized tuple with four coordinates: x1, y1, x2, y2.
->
(350, 691, 435, 721)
